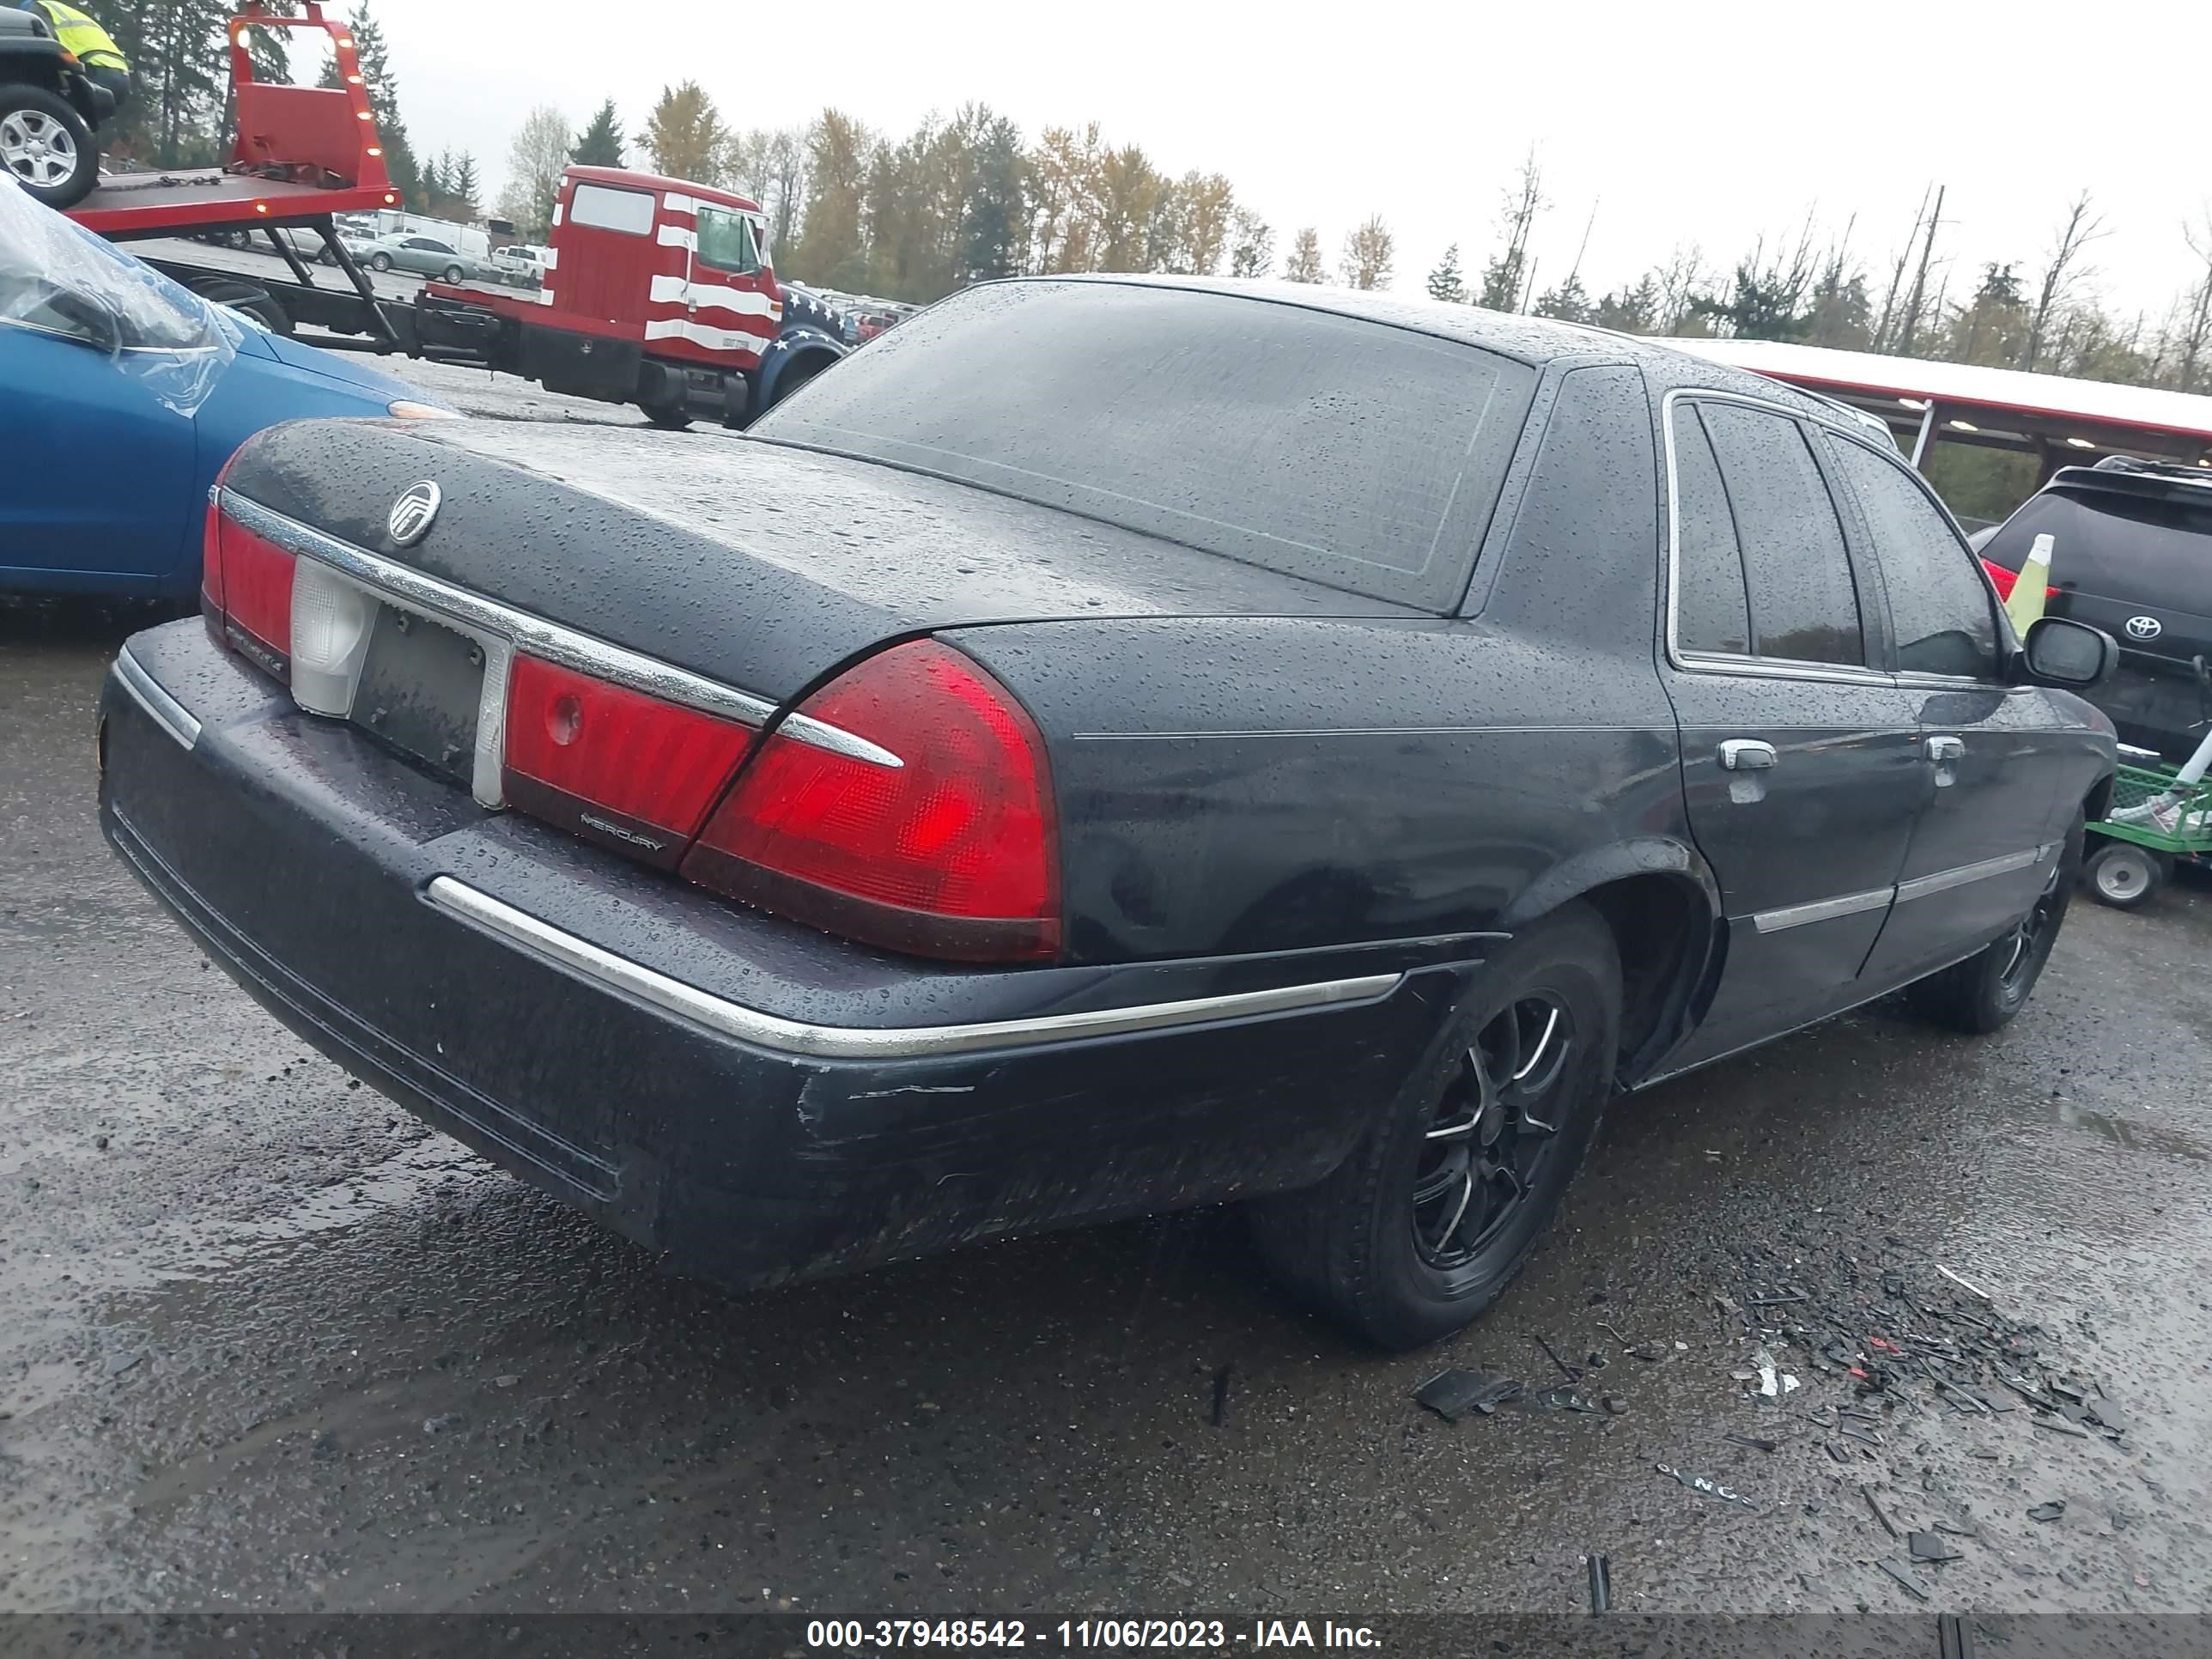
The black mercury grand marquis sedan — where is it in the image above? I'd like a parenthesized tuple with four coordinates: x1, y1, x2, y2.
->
(99, 276, 2120, 1349)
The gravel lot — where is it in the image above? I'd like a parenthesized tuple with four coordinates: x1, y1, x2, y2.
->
(3, 353, 2210, 1622)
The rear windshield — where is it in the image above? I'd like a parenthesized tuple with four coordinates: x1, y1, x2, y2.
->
(751, 281, 1538, 611)
(1984, 485, 2212, 599)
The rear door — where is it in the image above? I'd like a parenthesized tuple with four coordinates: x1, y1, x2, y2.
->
(1658, 393, 1927, 1071)
(1827, 434, 2069, 987)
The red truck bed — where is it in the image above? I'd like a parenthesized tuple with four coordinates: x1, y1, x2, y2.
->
(70, 168, 396, 239)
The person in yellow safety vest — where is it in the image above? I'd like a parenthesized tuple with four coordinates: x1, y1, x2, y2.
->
(16, 0, 129, 118)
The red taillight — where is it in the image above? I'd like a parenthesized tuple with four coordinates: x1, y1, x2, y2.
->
(683, 640, 1060, 962)
(501, 655, 757, 866)
(1980, 558, 2059, 606)
(202, 497, 295, 678)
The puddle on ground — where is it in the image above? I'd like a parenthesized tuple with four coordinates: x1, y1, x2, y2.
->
(2044, 1098, 2210, 1162)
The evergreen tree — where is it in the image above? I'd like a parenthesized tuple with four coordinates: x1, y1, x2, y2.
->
(1534, 272, 1594, 324)
(1281, 226, 1325, 283)
(959, 112, 1027, 283)
(1229, 210, 1273, 278)
(441, 152, 481, 219)
(1593, 274, 1660, 333)
(1426, 243, 1466, 303)
(571, 99, 626, 167)
(319, 3, 420, 206)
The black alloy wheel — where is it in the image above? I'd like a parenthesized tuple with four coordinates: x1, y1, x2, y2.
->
(1248, 902, 1621, 1351)
(1411, 993, 1577, 1270)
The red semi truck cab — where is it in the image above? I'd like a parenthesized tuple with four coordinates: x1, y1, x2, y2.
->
(418, 167, 844, 428)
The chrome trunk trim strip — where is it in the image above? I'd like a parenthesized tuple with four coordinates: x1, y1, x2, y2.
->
(217, 491, 900, 769)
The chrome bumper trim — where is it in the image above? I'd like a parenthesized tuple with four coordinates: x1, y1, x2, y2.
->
(424, 877, 1406, 1060)
(112, 647, 202, 750)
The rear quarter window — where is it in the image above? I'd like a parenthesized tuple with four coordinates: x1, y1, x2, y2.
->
(753, 282, 1540, 611)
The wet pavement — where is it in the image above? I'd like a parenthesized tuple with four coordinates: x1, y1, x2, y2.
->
(4, 603, 2211, 1618)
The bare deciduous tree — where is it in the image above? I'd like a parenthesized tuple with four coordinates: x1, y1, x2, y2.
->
(2023, 191, 2109, 372)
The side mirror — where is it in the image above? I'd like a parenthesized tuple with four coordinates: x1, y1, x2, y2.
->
(45, 286, 126, 354)
(2017, 616, 2117, 690)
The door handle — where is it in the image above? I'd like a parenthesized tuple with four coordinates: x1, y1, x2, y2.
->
(1719, 739, 1778, 771)
(1926, 736, 1966, 763)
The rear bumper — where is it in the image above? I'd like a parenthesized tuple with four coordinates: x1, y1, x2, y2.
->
(100, 621, 1463, 1287)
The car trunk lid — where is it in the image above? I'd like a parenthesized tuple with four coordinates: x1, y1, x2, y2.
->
(221, 416, 1417, 707)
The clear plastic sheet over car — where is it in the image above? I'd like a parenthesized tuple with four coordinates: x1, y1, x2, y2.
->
(0, 179, 235, 415)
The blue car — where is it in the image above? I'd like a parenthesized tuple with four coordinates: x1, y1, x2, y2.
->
(1, 184, 453, 601)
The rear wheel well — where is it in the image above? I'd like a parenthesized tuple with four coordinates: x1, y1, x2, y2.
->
(1575, 873, 1714, 1084)
(2084, 772, 2115, 826)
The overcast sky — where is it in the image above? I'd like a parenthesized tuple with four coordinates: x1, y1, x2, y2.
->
(369, 0, 2209, 319)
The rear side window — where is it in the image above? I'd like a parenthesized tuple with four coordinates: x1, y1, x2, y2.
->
(1671, 405, 1752, 655)
(1984, 486, 2212, 599)
(569, 183, 655, 236)
(1829, 438, 2000, 678)
(1696, 401, 1866, 666)
(753, 282, 1539, 611)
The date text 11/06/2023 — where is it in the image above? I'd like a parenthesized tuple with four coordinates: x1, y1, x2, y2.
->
(805, 1622, 1383, 1650)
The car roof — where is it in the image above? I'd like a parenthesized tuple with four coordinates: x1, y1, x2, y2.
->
(1040, 273, 1856, 430)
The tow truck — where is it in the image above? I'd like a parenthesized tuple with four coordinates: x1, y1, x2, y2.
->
(68, 0, 842, 427)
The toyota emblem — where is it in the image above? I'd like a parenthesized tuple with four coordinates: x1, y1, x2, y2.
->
(2124, 615, 2163, 641)
(387, 481, 442, 547)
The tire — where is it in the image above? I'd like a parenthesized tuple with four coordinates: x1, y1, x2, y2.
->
(639, 401, 692, 431)
(1248, 902, 1621, 1351)
(442, 264, 464, 284)
(369, 252, 393, 273)
(2082, 838, 2165, 910)
(0, 82, 98, 209)
(765, 358, 826, 410)
(1909, 818, 2084, 1033)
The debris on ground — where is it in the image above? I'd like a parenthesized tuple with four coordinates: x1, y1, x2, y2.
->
(1655, 1463, 1760, 1510)
(1530, 1333, 1582, 1381)
(1415, 1369, 1523, 1422)
(1715, 1247, 2131, 1479)
(2028, 1500, 2067, 1522)
(1586, 1553, 1611, 1613)
(1860, 1484, 1899, 1539)
(1878, 1559, 1931, 1601)
(1937, 1264, 1993, 1301)
(1723, 1432, 1777, 1453)
(1534, 1387, 1603, 1413)
(1212, 1365, 1231, 1428)
(1909, 1530, 1964, 1563)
